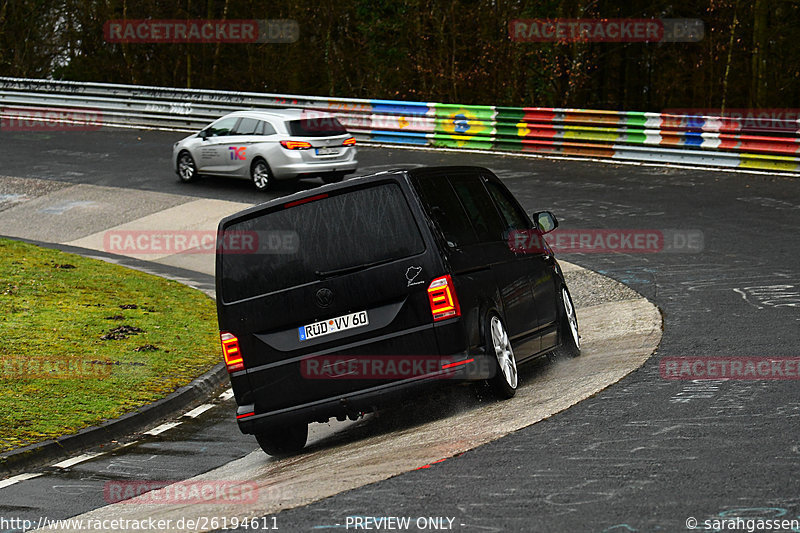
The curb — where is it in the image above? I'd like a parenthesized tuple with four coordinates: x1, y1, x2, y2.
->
(0, 237, 226, 477)
(0, 363, 228, 477)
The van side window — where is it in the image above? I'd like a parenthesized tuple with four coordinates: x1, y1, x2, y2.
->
(485, 180, 530, 231)
(414, 176, 477, 248)
(449, 175, 505, 243)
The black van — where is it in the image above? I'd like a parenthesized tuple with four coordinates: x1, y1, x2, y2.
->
(215, 166, 580, 455)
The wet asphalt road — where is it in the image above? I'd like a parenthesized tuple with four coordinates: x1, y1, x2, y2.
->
(1, 128, 800, 532)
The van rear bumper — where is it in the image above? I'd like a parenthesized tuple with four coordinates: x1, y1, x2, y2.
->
(236, 351, 490, 434)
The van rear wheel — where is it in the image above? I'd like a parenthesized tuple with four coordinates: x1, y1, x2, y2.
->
(254, 423, 308, 456)
(486, 314, 518, 399)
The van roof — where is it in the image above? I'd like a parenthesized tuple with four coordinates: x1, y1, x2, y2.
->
(218, 166, 491, 227)
(406, 166, 491, 179)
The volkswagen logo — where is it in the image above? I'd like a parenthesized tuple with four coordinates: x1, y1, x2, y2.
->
(315, 288, 334, 308)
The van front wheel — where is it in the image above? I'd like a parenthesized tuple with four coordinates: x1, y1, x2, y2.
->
(553, 286, 581, 358)
(255, 423, 308, 456)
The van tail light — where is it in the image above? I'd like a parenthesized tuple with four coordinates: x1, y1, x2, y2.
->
(220, 332, 244, 373)
(342, 137, 357, 146)
(427, 275, 461, 322)
(280, 140, 312, 150)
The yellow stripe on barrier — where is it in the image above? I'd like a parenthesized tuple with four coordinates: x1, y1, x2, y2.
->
(562, 125, 622, 142)
(738, 153, 800, 172)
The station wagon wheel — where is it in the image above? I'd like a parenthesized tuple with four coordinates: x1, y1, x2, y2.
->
(255, 423, 308, 456)
(554, 286, 581, 358)
(177, 151, 198, 183)
(487, 315, 518, 398)
(251, 159, 272, 191)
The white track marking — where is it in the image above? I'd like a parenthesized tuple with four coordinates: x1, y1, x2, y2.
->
(0, 472, 43, 489)
(144, 422, 182, 436)
(52, 452, 102, 469)
(218, 388, 234, 401)
(183, 404, 214, 418)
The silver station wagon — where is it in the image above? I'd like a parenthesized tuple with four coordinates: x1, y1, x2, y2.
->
(173, 109, 358, 191)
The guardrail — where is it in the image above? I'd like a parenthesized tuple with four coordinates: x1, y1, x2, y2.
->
(1, 77, 798, 173)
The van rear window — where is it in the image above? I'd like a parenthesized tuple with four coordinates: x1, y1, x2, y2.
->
(219, 183, 425, 303)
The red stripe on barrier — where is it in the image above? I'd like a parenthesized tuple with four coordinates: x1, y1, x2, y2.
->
(521, 108, 557, 122)
(520, 126, 558, 139)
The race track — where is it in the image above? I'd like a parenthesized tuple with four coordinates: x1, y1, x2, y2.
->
(0, 128, 798, 532)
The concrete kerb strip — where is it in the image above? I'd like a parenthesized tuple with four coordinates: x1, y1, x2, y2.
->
(0, 363, 228, 477)
(34, 262, 663, 532)
(0, 239, 226, 477)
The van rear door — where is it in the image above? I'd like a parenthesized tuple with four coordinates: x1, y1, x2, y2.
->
(216, 178, 443, 421)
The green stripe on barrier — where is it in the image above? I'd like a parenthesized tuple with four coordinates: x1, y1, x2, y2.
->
(625, 112, 648, 128)
(624, 132, 648, 144)
(494, 107, 526, 122)
(494, 124, 525, 140)
(431, 133, 494, 150)
(433, 104, 496, 147)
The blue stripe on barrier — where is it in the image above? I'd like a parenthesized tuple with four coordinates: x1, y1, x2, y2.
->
(684, 132, 704, 146)
(685, 115, 706, 130)
(370, 100, 430, 116)
(369, 130, 429, 145)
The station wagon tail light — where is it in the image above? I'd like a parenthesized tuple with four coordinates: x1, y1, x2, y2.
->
(280, 140, 312, 150)
(342, 137, 357, 146)
(220, 332, 244, 372)
(427, 275, 461, 321)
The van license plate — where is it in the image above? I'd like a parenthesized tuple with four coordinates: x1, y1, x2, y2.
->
(315, 147, 340, 156)
(298, 311, 369, 341)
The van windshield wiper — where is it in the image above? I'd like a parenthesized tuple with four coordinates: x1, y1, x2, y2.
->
(314, 257, 397, 279)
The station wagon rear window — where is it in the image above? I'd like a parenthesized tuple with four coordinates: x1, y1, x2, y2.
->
(286, 117, 348, 137)
(219, 183, 425, 303)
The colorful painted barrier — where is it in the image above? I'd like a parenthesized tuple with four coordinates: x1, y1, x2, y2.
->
(1, 77, 798, 172)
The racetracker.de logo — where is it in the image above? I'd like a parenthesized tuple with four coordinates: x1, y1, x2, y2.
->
(301, 355, 481, 380)
(297, 109, 354, 133)
(102, 230, 299, 255)
(1, 357, 113, 380)
(0, 107, 102, 132)
(660, 357, 800, 380)
(662, 108, 800, 133)
(508, 229, 703, 254)
(104, 480, 259, 504)
(509, 18, 704, 43)
(103, 19, 299, 43)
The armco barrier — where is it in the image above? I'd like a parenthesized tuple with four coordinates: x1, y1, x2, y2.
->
(1, 77, 798, 173)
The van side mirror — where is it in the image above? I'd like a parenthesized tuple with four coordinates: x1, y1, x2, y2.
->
(531, 211, 558, 234)
(198, 129, 209, 140)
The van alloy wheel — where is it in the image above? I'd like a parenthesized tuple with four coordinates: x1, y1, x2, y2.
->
(488, 315, 518, 398)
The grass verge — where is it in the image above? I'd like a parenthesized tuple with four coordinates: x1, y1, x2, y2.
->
(0, 237, 220, 452)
